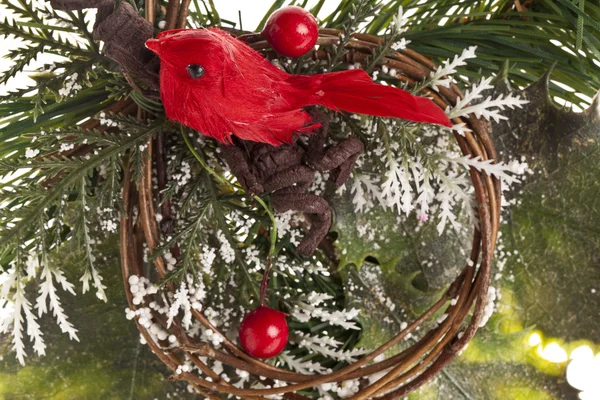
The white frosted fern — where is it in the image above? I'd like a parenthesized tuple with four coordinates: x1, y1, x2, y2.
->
(429, 46, 478, 89)
(446, 155, 521, 184)
(11, 287, 27, 366)
(80, 266, 108, 302)
(36, 265, 79, 341)
(22, 287, 46, 357)
(381, 159, 413, 215)
(278, 351, 327, 374)
(167, 281, 193, 329)
(447, 77, 528, 121)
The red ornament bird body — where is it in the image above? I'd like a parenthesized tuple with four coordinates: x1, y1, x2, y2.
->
(146, 28, 451, 146)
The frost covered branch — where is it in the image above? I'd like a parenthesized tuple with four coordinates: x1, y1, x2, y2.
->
(447, 77, 529, 122)
(429, 46, 478, 89)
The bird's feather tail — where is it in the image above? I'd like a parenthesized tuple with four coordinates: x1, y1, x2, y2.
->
(290, 69, 452, 128)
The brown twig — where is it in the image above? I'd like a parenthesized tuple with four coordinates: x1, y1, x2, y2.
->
(164, 0, 180, 30)
(145, 0, 156, 23)
(176, 0, 192, 28)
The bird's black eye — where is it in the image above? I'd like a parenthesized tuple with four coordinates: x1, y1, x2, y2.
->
(186, 64, 205, 79)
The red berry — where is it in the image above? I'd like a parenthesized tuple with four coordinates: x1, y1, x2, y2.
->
(239, 306, 288, 358)
(262, 6, 319, 58)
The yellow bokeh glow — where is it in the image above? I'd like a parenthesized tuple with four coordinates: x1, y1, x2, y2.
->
(537, 342, 569, 363)
(567, 346, 600, 399)
(528, 332, 542, 347)
(526, 333, 600, 398)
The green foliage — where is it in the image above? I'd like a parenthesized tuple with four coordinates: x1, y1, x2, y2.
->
(329, 0, 381, 71)
(0, 2, 165, 281)
(261, 0, 600, 107)
(0, 118, 162, 252)
(0, 1, 105, 119)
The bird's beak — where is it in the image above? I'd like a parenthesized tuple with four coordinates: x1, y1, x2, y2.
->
(145, 38, 160, 55)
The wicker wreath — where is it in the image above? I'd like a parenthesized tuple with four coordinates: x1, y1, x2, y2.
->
(116, 24, 500, 400)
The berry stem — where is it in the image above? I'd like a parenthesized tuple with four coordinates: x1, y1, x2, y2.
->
(259, 257, 271, 307)
(253, 196, 277, 306)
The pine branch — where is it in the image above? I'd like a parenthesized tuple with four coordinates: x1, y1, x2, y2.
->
(129, 142, 148, 185)
(97, 156, 122, 210)
(152, 203, 211, 262)
(179, 210, 209, 278)
(366, 7, 410, 72)
(0, 156, 96, 174)
(0, 122, 163, 244)
(0, 18, 94, 58)
(177, 176, 210, 216)
(38, 126, 128, 147)
(0, 61, 107, 125)
(0, 44, 44, 85)
(204, 167, 260, 299)
(328, 0, 380, 70)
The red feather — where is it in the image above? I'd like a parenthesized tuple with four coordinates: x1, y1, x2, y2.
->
(146, 28, 452, 146)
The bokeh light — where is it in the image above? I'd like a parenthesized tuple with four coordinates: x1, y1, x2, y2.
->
(566, 346, 600, 400)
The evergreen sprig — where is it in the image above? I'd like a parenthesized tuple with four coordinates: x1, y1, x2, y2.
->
(263, 0, 600, 107)
(0, 119, 163, 266)
(327, 0, 380, 70)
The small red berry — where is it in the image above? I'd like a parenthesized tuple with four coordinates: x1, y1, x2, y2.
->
(239, 306, 288, 358)
(262, 6, 319, 58)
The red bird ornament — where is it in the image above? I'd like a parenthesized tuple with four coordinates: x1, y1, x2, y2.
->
(146, 28, 452, 146)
